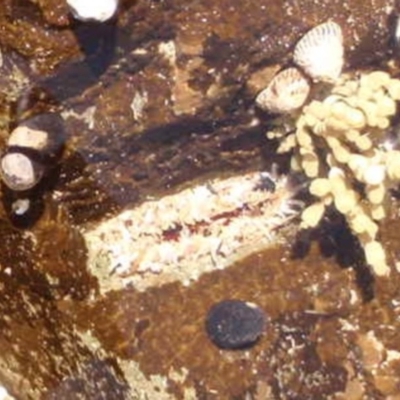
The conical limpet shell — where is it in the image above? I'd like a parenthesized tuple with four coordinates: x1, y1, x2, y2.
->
(8, 113, 65, 161)
(255, 67, 311, 114)
(66, 0, 119, 22)
(8, 125, 51, 153)
(293, 21, 344, 83)
(0, 152, 45, 191)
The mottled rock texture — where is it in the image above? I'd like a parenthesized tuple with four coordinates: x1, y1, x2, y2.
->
(0, 0, 399, 399)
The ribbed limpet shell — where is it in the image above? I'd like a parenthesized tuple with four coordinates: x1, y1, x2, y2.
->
(293, 21, 344, 83)
(255, 67, 311, 114)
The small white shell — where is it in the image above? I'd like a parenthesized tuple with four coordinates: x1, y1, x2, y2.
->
(8, 126, 50, 152)
(0, 152, 44, 191)
(67, 0, 119, 22)
(11, 198, 30, 216)
(293, 21, 344, 83)
(8, 113, 65, 161)
(255, 67, 311, 114)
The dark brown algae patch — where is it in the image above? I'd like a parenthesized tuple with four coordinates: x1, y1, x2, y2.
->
(66, 228, 400, 399)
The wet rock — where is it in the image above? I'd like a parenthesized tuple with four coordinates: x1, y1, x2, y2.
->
(0, 0, 398, 398)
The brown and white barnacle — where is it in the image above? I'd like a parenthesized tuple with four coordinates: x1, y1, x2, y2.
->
(0, 113, 65, 192)
(293, 21, 344, 83)
(255, 67, 311, 114)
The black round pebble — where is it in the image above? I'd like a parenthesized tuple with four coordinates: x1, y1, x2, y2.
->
(205, 299, 266, 349)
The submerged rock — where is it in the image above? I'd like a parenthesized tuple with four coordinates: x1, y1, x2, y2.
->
(0, 0, 398, 398)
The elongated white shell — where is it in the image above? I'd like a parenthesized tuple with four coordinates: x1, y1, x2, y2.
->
(0, 152, 44, 191)
(66, 0, 119, 22)
(255, 67, 311, 114)
(293, 21, 344, 83)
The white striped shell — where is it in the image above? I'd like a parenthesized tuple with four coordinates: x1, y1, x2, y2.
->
(293, 21, 344, 83)
(255, 67, 311, 114)
(0, 152, 44, 191)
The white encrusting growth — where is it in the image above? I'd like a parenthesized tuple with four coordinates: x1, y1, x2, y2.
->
(83, 171, 300, 293)
(66, 0, 119, 22)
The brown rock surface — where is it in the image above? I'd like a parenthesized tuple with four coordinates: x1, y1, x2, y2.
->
(0, 0, 398, 399)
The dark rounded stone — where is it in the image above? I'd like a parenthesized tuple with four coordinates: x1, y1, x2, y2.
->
(205, 299, 266, 349)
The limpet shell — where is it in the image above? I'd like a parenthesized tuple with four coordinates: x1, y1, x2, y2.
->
(0, 152, 45, 191)
(66, 0, 119, 22)
(294, 21, 344, 83)
(8, 126, 51, 152)
(255, 67, 311, 114)
(8, 113, 65, 161)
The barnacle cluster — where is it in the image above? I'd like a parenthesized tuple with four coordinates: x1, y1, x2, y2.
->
(84, 171, 297, 292)
(268, 70, 400, 276)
